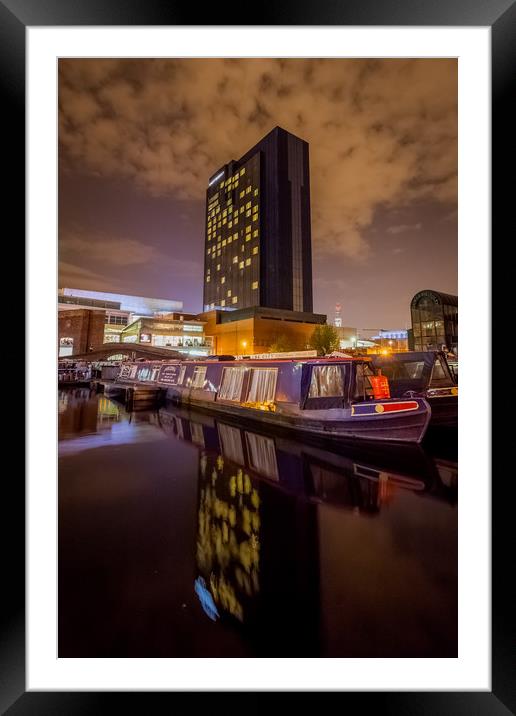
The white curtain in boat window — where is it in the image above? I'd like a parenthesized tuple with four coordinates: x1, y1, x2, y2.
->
(218, 367, 246, 401)
(191, 366, 207, 388)
(177, 365, 186, 385)
(308, 365, 344, 398)
(247, 368, 278, 403)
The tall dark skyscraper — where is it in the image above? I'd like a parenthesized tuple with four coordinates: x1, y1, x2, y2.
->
(203, 126, 313, 313)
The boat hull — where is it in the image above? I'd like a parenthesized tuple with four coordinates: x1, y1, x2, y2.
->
(165, 389, 431, 444)
(427, 396, 458, 428)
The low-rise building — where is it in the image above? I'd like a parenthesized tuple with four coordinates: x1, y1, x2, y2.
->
(119, 316, 213, 357)
(198, 306, 326, 356)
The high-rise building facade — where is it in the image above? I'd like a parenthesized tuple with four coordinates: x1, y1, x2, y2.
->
(203, 126, 313, 313)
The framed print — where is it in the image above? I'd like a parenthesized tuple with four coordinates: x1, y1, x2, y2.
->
(5, 0, 511, 709)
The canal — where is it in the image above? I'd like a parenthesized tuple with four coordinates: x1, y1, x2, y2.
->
(58, 388, 457, 658)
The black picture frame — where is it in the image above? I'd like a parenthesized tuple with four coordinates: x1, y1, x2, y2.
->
(5, 0, 509, 710)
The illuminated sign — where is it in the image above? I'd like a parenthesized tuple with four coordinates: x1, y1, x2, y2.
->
(208, 170, 224, 187)
(140, 333, 151, 343)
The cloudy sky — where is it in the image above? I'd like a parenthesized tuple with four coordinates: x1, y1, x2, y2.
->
(59, 58, 457, 328)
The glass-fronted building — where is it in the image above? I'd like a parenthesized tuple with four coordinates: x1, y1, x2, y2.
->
(410, 290, 458, 354)
(203, 126, 313, 314)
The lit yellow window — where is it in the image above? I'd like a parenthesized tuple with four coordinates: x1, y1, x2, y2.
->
(246, 186, 251, 194)
(246, 210, 251, 218)
(239, 190, 245, 199)
(221, 276, 226, 284)
(217, 264, 221, 271)
(254, 188, 258, 196)
(233, 256, 238, 263)
(252, 246, 258, 255)
(228, 236, 232, 244)
(245, 258, 251, 267)
(217, 250, 221, 257)
(252, 281, 258, 289)
(228, 206, 233, 213)
(240, 168, 245, 176)
(216, 207, 220, 213)
(227, 289, 232, 297)
(239, 261, 244, 269)
(245, 234, 251, 242)
(252, 213, 258, 221)
(234, 180, 239, 188)
(253, 229, 258, 238)
(221, 299, 226, 307)
(232, 296, 238, 304)
(246, 201, 251, 209)
(206, 276, 211, 283)
(222, 209, 227, 217)
(222, 218, 227, 224)
(234, 216, 239, 225)
(241, 244, 245, 252)
(228, 221, 233, 228)
(240, 206, 244, 214)
(222, 239, 227, 247)
(245, 225, 251, 233)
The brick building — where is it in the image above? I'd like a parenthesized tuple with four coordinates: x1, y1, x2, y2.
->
(58, 309, 105, 356)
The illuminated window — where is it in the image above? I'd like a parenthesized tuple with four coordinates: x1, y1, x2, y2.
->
(222, 239, 226, 247)
(252, 246, 259, 255)
(234, 216, 239, 225)
(246, 201, 251, 209)
(253, 229, 258, 237)
(245, 234, 251, 242)
(245, 210, 251, 218)
(232, 296, 238, 304)
(206, 276, 211, 283)
(233, 232, 238, 240)
(252, 281, 259, 289)
(240, 168, 246, 176)
(254, 188, 259, 196)
(252, 213, 258, 221)
(245, 225, 251, 233)
(239, 190, 245, 199)
(222, 217, 227, 224)
(245, 258, 251, 267)
(241, 244, 245, 252)
(217, 264, 221, 271)
(228, 221, 233, 228)
(227, 289, 232, 297)
(217, 250, 221, 257)
(233, 256, 238, 263)
(246, 186, 251, 194)
(228, 236, 232, 243)
(239, 261, 244, 269)
(240, 207, 244, 214)
(221, 299, 226, 307)
(221, 276, 226, 284)
(191, 365, 207, 389)
(223, 209, 227, 217)
(218, 366, 246, 401)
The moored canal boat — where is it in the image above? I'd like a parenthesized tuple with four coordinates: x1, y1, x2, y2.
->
(370, 351, 457, 428)
(115, 357, 431, 444)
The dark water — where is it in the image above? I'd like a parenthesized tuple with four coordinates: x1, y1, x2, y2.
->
(58, 388, 457, 657)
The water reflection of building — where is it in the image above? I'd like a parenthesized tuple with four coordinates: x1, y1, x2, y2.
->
(159, 407, 457, 655)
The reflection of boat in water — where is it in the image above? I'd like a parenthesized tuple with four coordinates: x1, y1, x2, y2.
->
(58, 360, 92, 386)
(370, 351, 457, 428)
(159, 404, 457, 513)
(116, 357, 431, 443)
(158, 404, 457, 654)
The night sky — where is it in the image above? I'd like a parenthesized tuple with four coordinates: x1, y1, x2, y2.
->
(59, 58, 457, 329)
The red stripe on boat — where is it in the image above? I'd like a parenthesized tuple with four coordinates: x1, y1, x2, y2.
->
(381, 401, 419, 413)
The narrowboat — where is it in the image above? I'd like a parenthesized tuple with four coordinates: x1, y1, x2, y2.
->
(370, 351, 457, 428)
(58, 360, 92, 386)
(115, 356, 431, 444)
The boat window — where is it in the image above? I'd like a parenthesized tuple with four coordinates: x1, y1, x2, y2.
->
(308, 365, 344, 398)
(354, 364, 376, 401)
(191, 366, 207, 388)
(430, 358, 452, 387)
(379, 361, 425, 381)
(177, 365, 187, 385)
(218, 367, 246, 401)
(246, 368, 278, 404)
